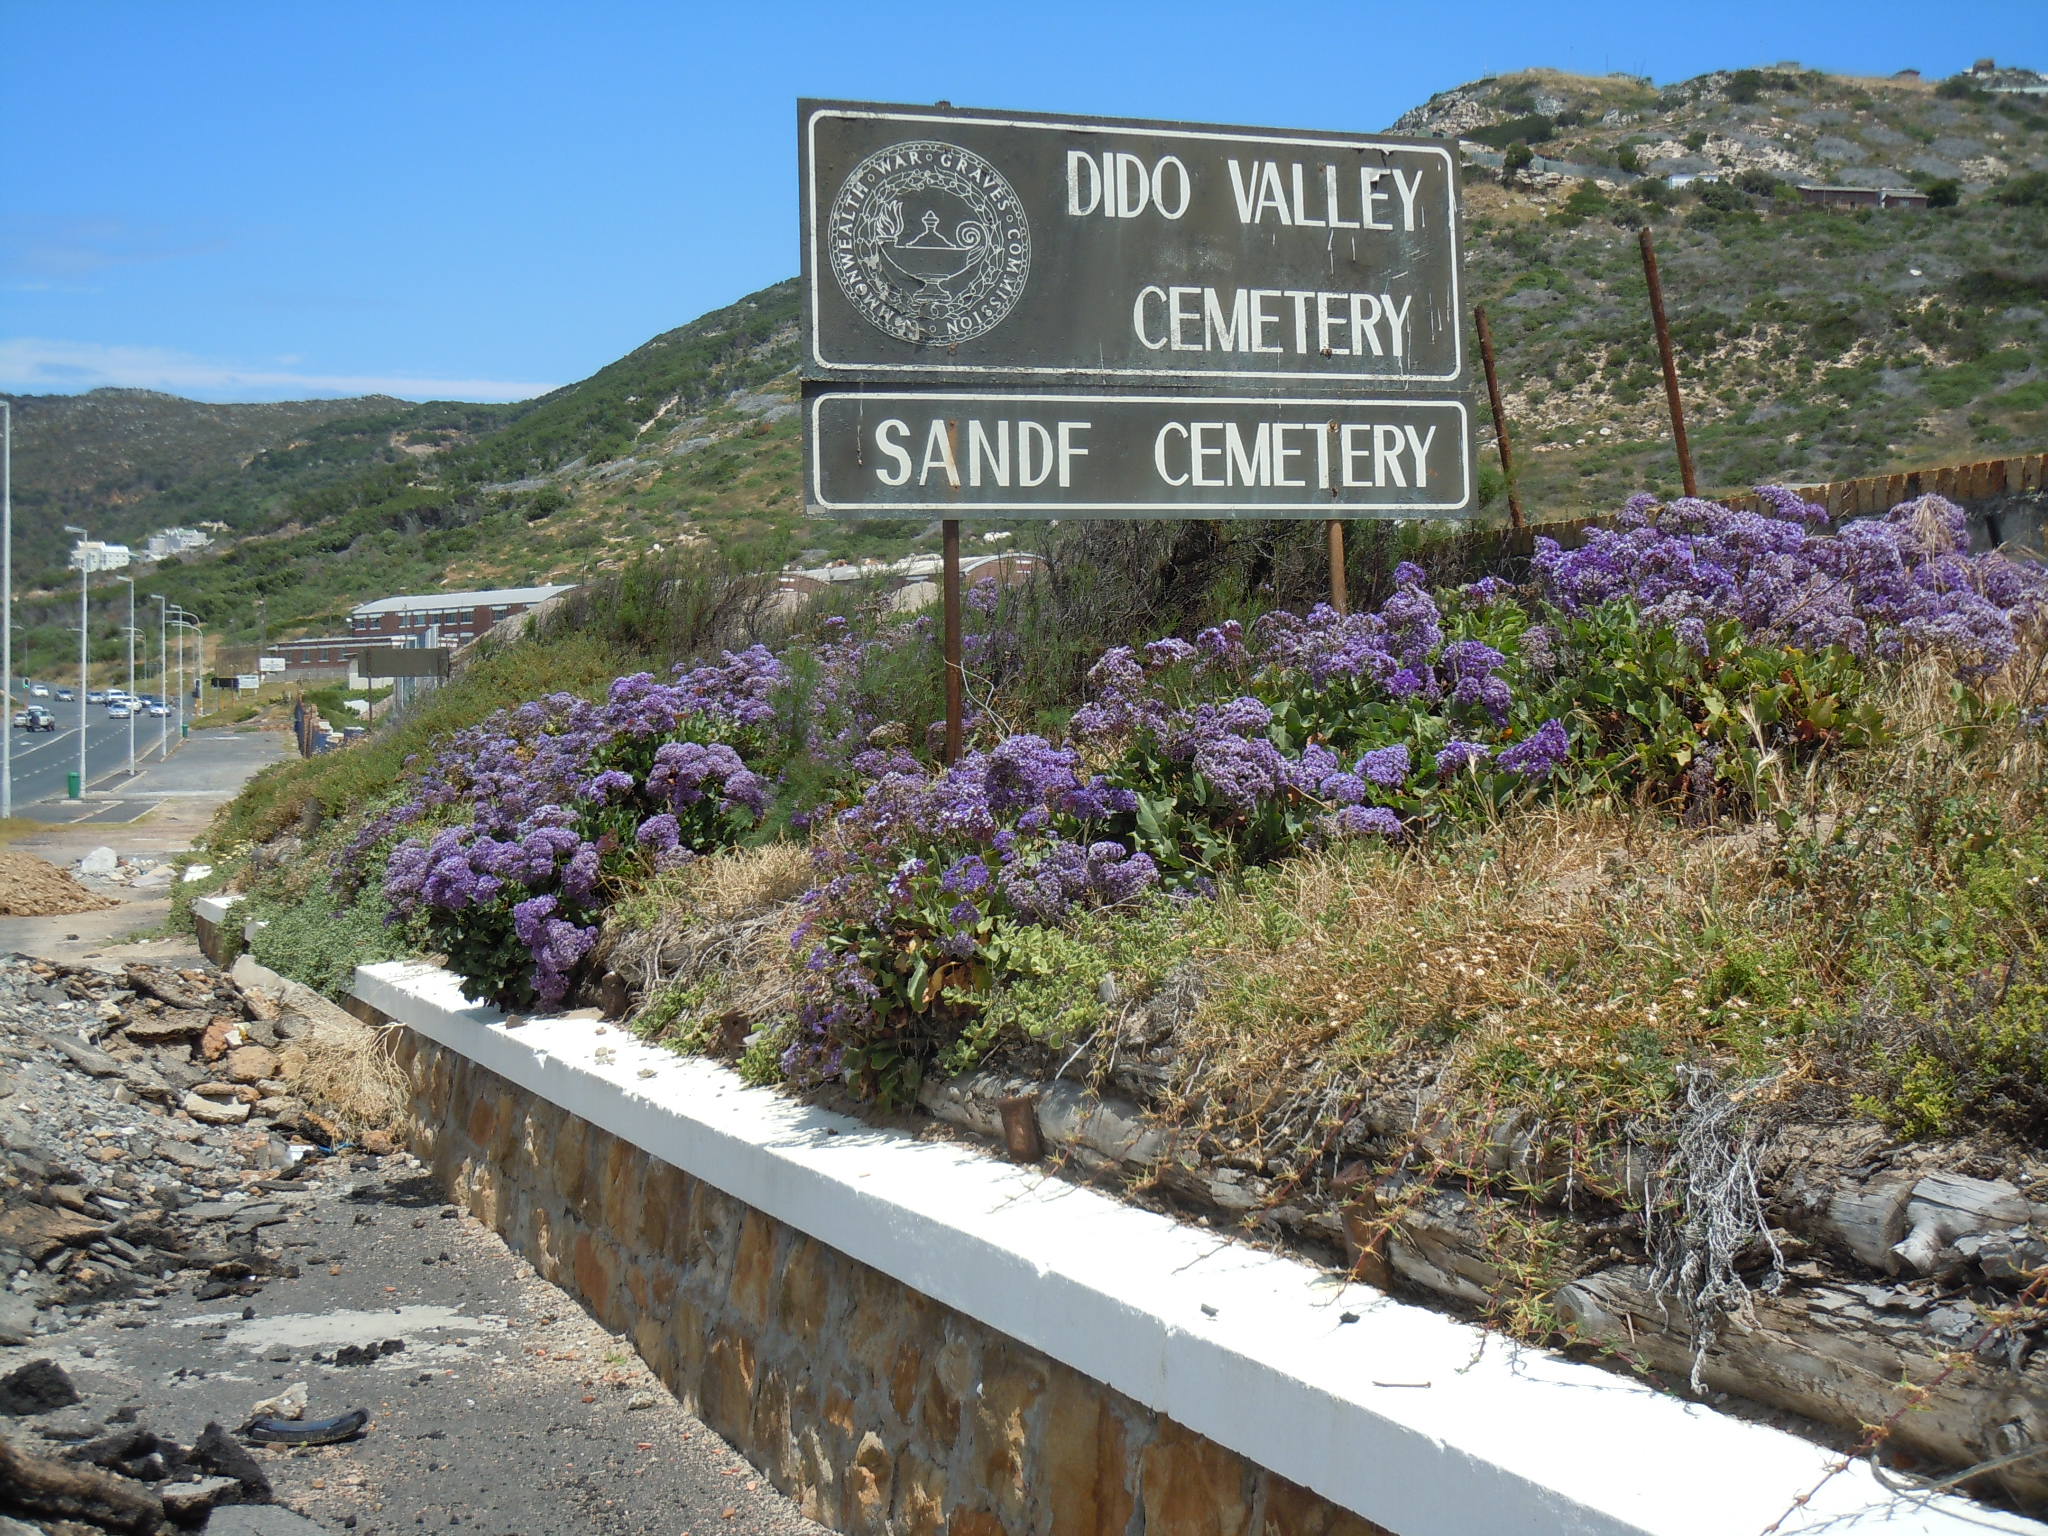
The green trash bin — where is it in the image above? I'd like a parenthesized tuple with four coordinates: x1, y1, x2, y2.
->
(66, 771, 80, 800)
(181, 723, 189, 740)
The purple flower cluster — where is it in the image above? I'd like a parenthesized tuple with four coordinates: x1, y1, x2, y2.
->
(647, 740, 767, 819)
(1495, 719, 1571, 779)
(1533, 492, 2046, 675)
(357, 645, 789, 1007)
(791, 725, 1166, 1080)
(999, 840, 1160, 923)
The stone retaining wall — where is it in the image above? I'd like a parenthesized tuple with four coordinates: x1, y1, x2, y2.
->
(191, 897, 235, 967)
(356, 959, 2030, 1536)
(392, 1025, 1386, 1536)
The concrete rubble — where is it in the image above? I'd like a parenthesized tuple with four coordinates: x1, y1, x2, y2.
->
(69, 852, 186, 894)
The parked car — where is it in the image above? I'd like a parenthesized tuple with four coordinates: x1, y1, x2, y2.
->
(106, 700, 132, 719)
(28, 684, 48, 698)
(13, 706, 54, 732)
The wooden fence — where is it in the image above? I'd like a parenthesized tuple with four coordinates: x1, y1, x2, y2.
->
(1719, 451, 2048, 519)
(1423, 450, 2048, 577)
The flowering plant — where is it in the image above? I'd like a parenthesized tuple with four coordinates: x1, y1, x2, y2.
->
(375, 654, 781, 1006)
(785, 735, 1158, 1100)
(345, 489, 2041, 1084)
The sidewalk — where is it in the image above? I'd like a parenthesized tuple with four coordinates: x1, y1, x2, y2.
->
(0, 726, 291, 963)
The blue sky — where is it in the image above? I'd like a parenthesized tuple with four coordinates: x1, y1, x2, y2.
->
(4, 0, 2043, 404)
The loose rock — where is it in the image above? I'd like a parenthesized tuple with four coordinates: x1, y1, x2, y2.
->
(161, 1473, 241, 1521)
(76, 848, 120, 880)
(122, 1012, 209, 1045)
(181, 1093, 250, 1126)
(224, 1045, 281, 1085)
(0, 1358, 81, 1416)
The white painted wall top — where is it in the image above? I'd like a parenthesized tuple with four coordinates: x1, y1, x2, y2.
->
(357, 958, 2046, 1536)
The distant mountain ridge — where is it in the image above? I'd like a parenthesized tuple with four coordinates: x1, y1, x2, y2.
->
(4, 63, 2045, 672)
(5, 388, 432, 568)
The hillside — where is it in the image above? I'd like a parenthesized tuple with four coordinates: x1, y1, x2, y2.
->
(1428, 65, 2048, 508)
(0, 285, 831, 673)
(1, 389, 467, 570)
(7, 62, 2047, 667)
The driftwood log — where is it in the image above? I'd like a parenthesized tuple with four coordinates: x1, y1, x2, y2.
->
(920, 1070, 2048, 1507)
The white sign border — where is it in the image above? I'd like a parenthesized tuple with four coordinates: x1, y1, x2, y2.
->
(806, 391, 1473, 516)
(802, 106, 1465, 387)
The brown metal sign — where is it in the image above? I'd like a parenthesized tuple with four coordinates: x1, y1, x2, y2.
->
(800, 100, 1463, 390)
(356, 648, 452, 679)
(805, 389, 1470, 518)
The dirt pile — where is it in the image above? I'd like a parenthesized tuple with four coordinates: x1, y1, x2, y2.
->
(0, 853, 119, 918)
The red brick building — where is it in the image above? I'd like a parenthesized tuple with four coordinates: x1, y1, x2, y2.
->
(348, 584, 577, 646)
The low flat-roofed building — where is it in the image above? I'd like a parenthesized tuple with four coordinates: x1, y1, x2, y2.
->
(1796, 183, 1930, 210)
(269, 634, 410, 677)
(776, 551, 1043, 598)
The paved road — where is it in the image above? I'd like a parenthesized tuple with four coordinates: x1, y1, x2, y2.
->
(4, 960, 828, 1536)
(4, 703, 181, 805)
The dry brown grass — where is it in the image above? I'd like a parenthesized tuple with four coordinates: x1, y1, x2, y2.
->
(602, 842, 813, 1036)
(1170, 807, 1788, 1176)
(1161, 629, 2048, 1199)
(668, 842, 812, 920)
(280, 1018, 410, 1135)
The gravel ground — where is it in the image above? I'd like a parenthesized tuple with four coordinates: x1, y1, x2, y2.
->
(0, 952, 831, 1536)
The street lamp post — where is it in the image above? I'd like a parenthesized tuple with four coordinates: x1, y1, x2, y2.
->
(150, 595, 169, 761)
(115, 575, 136, 775)
(2, 399, 13, 822)
(170, 617, 186, 740)
(62, 525, 88, 799)
(167, 607, 200, 740)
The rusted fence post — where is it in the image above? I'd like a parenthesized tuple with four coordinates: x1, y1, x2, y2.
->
(1473, 304, 1524, 530)
(1637, 226, 1697, 498)
(941, 517, 964, 764)
(1327, 519, 1349, 615)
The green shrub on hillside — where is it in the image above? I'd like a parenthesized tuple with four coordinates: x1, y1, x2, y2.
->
(1995, 171, 2048, 208)
(1470, 113, 1557, 149)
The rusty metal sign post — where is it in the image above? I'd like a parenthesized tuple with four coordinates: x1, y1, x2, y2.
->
(1637, 227, 1698, 498)
(799, 99, 1474, 758)
(1472, 305, 1524, 531)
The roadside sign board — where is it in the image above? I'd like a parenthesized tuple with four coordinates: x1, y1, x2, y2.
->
(236, 674, 262, 691)
(357, 647, 452, 680)
(805, 390, 1469, 517)
(258, 656, 286, 674)
(800, 100, 1463, 389)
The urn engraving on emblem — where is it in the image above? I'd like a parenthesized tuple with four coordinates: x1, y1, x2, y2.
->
(826, 139, 1032, 346)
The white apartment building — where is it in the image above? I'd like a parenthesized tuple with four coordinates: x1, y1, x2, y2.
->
(69, 540, 133, 573)
(143, 527, 213, 560)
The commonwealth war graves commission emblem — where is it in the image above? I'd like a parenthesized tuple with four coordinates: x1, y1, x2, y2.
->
(827, 140, 1030, 346)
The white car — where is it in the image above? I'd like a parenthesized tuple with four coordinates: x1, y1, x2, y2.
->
(106, 701, 132, 719)
(146, 702, 171, 718)
(29, 684, 48, 698)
